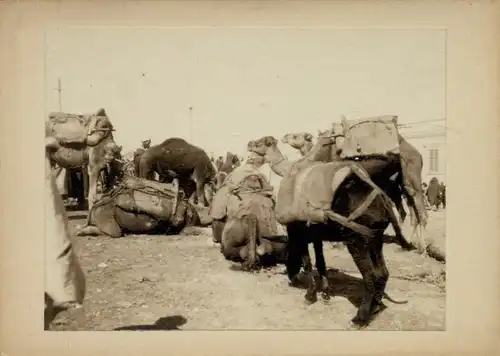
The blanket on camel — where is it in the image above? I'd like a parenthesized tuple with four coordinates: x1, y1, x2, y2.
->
(275, 160, 362, 225)
(209, 164, 279, 237)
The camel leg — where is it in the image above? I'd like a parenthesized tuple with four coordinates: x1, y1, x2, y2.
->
(369, 236, 389, 315)
(302, 245, 318, 304)
(195, 181, 207, 207)
(221, 220, 246, 262)
(86, 166, 99, 213)
(312, 239, 330, 301)
(53, 166, 68, 199)
(82, 167, 89, 209)
(241, 214, 259, 271)
(285, 222, 306, 286)
(212, 220, 225, 243)
(346, 239, 376, 326)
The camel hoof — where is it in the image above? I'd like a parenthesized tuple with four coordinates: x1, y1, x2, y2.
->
(321, 292, 330, 301)
(371, 302, 387, 317)
(304, 292, 318, 305)
(350, 315, 369, 328)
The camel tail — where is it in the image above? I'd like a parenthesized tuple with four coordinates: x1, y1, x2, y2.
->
(383, 292, 408, 304)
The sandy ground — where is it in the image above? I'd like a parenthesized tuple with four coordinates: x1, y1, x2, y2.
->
(49, 210, 446, 331)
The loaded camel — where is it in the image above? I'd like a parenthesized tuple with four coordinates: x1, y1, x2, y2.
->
(77, 174, 209, 238)
(209, 152, 287, 269)
(247, 134, 414, 326)
(136, 137, 216, 207)
(327, 118, 428, 253)
(282, 120, 428, 253)
(45, 108, 123, 212)
(282, 130, 409, 224)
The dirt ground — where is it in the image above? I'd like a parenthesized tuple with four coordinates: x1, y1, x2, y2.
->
(50, 210, 446, 331)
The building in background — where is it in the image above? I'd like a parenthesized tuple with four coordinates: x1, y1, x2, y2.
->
(398, 118, 446, 184)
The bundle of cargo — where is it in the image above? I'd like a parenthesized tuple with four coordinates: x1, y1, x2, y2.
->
(331, 115, 400, 158)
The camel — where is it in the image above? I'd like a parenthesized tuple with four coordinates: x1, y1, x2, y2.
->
(281, 132, 315, 156)
(209, 152, 287, 269)
(282, 132, 347, 250)
(282, 129, 410, 229)
(45, 108, 123, 212)
(136, 137, 216, 207)
(325, 117, 428, 253)
(77, 175, 210, 238)
(247, 135, 414, 326)
(44, 138, 86, 329)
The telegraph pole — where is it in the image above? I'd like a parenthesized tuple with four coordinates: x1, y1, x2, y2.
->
(189, 106, 193, 142)
(54, 78, 63, 111)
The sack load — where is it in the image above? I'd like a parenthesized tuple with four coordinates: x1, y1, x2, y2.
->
(209, 164, 274, 220)
(46, 112, 94, 144)
(333, 115, 400, 158)
(275, 161, 355, 225)
(113, 175, 181, 221)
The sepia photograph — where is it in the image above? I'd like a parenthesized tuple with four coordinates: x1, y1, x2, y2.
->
(43, 26, 448, 331)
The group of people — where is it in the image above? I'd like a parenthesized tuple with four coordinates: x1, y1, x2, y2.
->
(423, 177, 446, 211)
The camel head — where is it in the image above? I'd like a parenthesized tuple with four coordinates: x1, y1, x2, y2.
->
(280, 132, 313, 150)
(245, 152, 266, 168)
(307, 126, 344, 162)
(85, 108, 115, 146)
(247, 136, 278, 156)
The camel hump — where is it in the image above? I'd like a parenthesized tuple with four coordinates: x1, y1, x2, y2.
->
(96, 108, 107, 116)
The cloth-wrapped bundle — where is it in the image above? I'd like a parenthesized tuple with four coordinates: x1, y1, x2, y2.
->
(333, 115, 400, 158)
(83, 175, 198, 237)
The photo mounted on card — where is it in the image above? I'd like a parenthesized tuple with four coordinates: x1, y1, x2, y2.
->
(43, 25, 446, 331)
(2, 1, 499, 356)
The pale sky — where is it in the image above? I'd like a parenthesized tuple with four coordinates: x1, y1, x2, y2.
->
(45, 27, 445, 160)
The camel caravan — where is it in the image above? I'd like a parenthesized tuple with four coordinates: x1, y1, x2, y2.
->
(45, 109, 444, 327)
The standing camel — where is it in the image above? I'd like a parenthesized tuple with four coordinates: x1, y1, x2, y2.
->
(136, 137, 216, 207)
(282, 130, 410, 231)
(247, 135, 413, 326)
(45, 108, 123, 212)
(326, 118, 428, 252)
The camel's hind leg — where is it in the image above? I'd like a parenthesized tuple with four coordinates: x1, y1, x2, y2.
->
(240, 214, 260, 271)
(312, 239, 330, 301)
(346, 239, 377, 326)
(369, 236, 389, 315)
(220, 219, 246, 262)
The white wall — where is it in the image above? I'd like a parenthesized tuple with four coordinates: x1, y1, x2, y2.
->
(399, 122, 446, 184)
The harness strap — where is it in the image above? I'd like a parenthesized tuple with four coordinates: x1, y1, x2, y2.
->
(324, 210, 375, 239)
(347, 189, 380, 222)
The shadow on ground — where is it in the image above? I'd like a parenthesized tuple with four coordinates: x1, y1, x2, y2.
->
(114, 315, 187, 331)
(289, 268, 365, 308)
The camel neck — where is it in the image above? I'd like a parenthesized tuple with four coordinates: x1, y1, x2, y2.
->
(265, 146, 293, 177)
